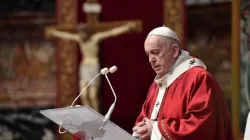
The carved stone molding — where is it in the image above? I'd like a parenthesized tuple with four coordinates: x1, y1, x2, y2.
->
(164, 0, 185, 46)
(56, 1, 78, 107)
(56, 0, 78, 139)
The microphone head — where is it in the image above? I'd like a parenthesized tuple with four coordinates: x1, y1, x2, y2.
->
(109, 66, 117, 73)
(101, 67, 109, 75)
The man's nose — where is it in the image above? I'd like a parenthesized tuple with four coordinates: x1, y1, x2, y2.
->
(149, 55, 156, 63)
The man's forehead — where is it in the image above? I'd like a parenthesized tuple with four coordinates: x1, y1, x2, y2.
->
(145, 35, 167, 45)
(145, 37, 166, 50)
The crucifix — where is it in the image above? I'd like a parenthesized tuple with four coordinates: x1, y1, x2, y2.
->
(45, 0, 143, 112)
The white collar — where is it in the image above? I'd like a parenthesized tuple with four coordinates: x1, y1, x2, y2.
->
(170, 50, 190, 72)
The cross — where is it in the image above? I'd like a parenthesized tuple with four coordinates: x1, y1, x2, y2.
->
(156, 101, 160, 107)
(189, 59, 196, 65)
(45, 0, 143, 113)
(46, 0, 142, 35)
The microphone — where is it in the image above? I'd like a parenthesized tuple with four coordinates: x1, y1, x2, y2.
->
(69, 66, 118, 130)
(109, 66, 117, 73)
(59, 67, 111, 135)
(70, 67, 109, 107)
(100, 66, 118, 128)
(101, 67, 109, 75)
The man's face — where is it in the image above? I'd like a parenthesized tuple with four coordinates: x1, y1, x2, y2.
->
(144, 35, 176, 78)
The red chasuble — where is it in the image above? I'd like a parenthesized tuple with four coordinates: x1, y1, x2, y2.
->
(135, 67, 234, 140)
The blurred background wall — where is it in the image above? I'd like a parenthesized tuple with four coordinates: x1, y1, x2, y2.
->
(0, 0, 249, 140)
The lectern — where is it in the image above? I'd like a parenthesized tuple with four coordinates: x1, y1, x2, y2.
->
(40, 106, 136, 140)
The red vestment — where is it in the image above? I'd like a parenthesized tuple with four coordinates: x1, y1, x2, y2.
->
(135, 67, 234, 140)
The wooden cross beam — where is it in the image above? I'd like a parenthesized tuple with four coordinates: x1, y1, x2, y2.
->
(46, 0, 142, 35)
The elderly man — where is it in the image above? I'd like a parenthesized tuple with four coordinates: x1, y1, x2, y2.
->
(132, 26, 234, 140)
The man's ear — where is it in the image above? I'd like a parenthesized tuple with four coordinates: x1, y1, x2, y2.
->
(171, 44, 180, 58)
